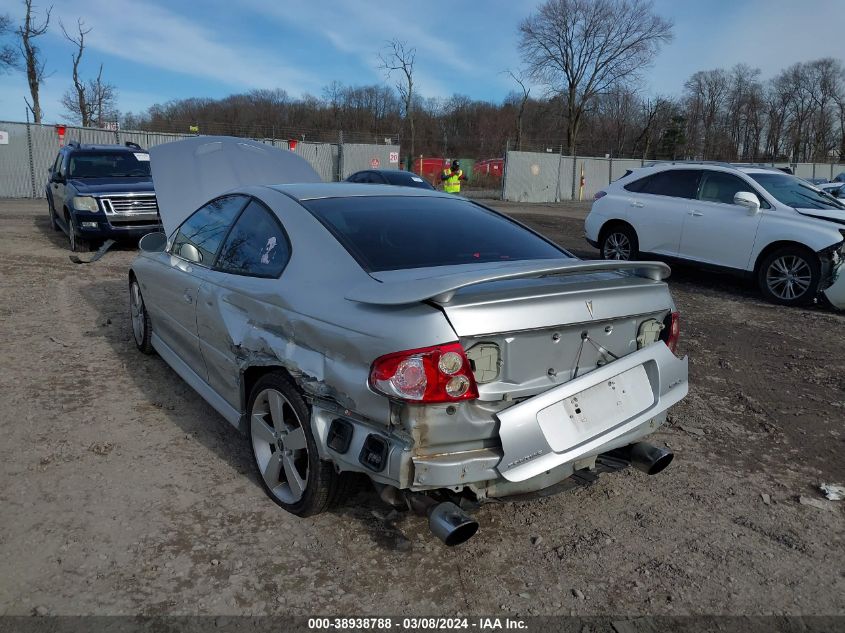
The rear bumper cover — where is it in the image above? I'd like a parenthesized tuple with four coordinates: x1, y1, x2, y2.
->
(312, 343, 687, 494)
(495, 342, 688, 482)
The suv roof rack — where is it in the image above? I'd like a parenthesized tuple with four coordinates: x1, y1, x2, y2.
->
(124, 141, 144, 150)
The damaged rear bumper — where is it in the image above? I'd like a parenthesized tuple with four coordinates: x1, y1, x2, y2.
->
(311, 342, 687, 497)
(496, 342, 687, 482)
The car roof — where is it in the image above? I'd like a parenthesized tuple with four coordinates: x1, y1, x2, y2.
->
(628, 163, 786, 178)
(65, 144, 147, 152)
(270, 182, 453, 201)
(353, 169, 409, 175)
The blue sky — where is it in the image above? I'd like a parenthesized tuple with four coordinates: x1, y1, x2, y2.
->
(0, 0, 843, 124)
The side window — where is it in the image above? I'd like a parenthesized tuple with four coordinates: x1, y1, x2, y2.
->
(54, 153, 67, 178)
(348, 172, 363, 183)
(171, 195, 247, 265)
(216, 200, 290, 278)
(624, 175, 651, 192)
(639, 169, 701, 199)
(698, 171, 764, 207)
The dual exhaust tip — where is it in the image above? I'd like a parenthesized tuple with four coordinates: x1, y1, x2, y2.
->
(413, 441, 673, 547)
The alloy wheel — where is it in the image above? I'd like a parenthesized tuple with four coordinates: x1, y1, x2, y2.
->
(604, 232, 632, 260)
(765, 255, 812, 301)
(129, 281, 145, 345)
(251, 389, 310, 504)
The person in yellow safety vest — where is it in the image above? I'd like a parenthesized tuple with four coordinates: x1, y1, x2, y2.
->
(440, 159, 467, 193)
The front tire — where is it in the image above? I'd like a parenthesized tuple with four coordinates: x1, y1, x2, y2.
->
(129, 279, 154, 354)
(600, 224, 638, 261)
(757, 246, 820, 306)
(67, 213, 89, 253)
(248, 373, 340, 517)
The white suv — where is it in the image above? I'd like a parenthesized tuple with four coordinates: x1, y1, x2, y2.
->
(585, 163, 845, 308)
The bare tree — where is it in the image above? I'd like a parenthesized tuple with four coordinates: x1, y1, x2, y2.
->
(505, 70, 531, 150)
(88, 65, 118, 126)
(60, 18, 92, 125)
(59, 19, 118, 127)
(17, 0, 52, 123)
(518, 0, 672, 159)
(0, 13, 18, 72)
(378, 39, 416, 163)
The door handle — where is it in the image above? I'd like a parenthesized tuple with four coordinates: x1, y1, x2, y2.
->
(688, 210, 703, 217)
(630, 201, 645, 208)
(183, 292, 194, 304)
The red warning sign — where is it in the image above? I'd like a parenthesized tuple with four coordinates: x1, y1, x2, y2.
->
(370, 158, 380, 168)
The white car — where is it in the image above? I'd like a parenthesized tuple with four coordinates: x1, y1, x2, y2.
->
(585, 163, 845, 308)
(818, 182, 845, 199)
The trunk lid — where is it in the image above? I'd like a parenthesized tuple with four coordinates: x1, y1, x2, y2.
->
(441, 273, 673, 400)
(352, 259, 675, 401)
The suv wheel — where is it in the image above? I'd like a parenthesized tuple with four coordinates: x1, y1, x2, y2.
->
(758, 246, 820, 306)
(600, 225, 638, 261)
(48, 200, 60, 231)
(248, 373, 341, 517)
(67, 213, 89, 253)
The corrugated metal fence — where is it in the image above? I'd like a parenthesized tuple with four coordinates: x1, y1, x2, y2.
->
(502, 151, 844, 203)
(0, 120, 400, 198)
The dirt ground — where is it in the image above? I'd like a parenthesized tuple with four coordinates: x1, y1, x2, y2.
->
(0, 197, 843, 618)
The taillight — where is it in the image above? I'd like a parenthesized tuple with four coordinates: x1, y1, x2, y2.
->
(660, 311, 680, 354)
(369, 342, 479, 403)
(594, 190, 607, 200)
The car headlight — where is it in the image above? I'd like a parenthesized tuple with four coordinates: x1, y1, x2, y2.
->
(72, 196, 99, 212)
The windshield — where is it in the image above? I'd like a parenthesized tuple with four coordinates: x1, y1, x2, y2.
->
(68, 151, 151, 178)
(749, 173, 845, 210)
(303, 195, 568, 272)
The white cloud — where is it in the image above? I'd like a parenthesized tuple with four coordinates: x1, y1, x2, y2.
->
(49, 0, 320, 94)
(242, 0, 472, 97)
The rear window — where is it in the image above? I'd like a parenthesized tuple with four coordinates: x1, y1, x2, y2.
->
(302, 196, 567, 272)
(625, 169, 701, 199)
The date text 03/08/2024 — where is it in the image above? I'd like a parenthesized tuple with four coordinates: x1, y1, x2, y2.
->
(307, 617, 528, 630)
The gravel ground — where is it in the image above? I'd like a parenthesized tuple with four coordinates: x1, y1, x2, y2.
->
(0, 197, 843, 617)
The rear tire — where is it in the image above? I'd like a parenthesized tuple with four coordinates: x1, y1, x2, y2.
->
(600, 224, 638, 261)
(757, 246, 820, 306)
(248, 373, 341, 517)
(48, 200, 60, 231)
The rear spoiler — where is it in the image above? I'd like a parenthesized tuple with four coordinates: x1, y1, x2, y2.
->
(346, 259, 671, 306)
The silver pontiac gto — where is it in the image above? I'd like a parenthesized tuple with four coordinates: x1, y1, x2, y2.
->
(129, 137, 688, 545)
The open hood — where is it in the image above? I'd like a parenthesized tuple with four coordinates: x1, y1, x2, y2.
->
(149, 136, 321, 236)
(795, 207, 845, 226)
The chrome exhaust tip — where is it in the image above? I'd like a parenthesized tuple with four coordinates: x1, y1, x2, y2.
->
(427, 501, 479, 547)
(629, 441, 674, 475)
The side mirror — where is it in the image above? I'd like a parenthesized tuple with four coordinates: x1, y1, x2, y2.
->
(179, 242, 203, 263)
(734, 191, 760, 215)
(138, 231, 166, 253)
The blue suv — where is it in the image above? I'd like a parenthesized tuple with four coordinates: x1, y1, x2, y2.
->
(46, 141, 161, 252)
